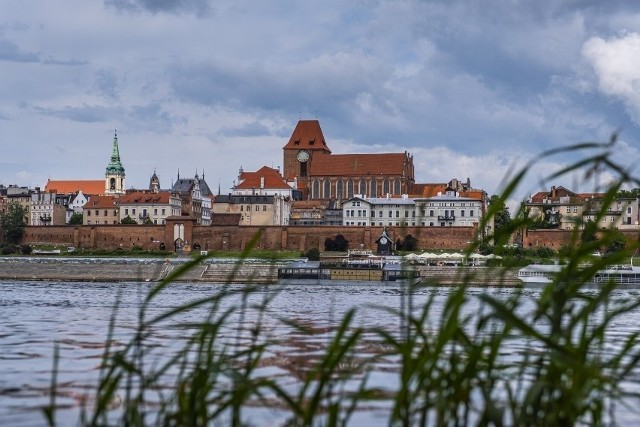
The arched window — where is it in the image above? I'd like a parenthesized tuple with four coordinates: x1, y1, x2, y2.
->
(110, 178, 116, 190)
(394, 179, 401, 195)
(323, 180, 330, 198)
(371, 180, 377, 197)
(359, 179, 366, 196)
(383, 179, 390, 195)
(347, 179, 354, 198)
(313, 180, 320, 199)
(336, 180, 344, 199)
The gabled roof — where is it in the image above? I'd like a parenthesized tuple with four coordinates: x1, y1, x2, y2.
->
(172, 176, 213, 197)
(236, 166, 290, 190)
(310, 153, 409, 176)
(45, 179, 105, 195)
(283, 120, 331, 153)
(117, 191, 172, 205)
(84, 195, 117, 208)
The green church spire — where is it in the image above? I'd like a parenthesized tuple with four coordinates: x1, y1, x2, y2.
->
(105, 130, 125, 176)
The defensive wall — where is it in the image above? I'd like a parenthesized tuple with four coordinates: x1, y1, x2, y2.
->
(522, 229, 640, 249)
(21, 221, 478, 252)
(22, 222, 640, 253)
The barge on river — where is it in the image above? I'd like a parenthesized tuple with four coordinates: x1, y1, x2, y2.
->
(517, 263, 640, 288)
(278, 249, 420, 283)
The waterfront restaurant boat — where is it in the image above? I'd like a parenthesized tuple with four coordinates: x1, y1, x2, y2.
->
(517, 263, 640, 288)
(277, 249, 420, 283)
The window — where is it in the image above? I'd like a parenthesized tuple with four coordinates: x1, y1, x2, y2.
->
(255, 205, 259, 211)
(154, 209, 158, 215)
(383, 179, 390, 195)
(470, 210, 474, 217)
(461, 210, 465, 217)
(87, 210, 91, 216)
(263, 205, 267, 211)
(395, 211, 400, 218)
(132, 208, 136, 215)
(162, 208, 165, 215)
(388, 210, 393, 218)
(429, 210, 434, 216)
(371, 211, 376, 218)
(95, 210, 99, 216)
(125, 208, 129, 215)
(240, 205, 244, 211)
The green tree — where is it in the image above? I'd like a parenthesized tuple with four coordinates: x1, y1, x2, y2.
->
(616, 188, 640, 198)
(489, 195, 513, 242)
(121, 215, 137, 225)
(68, 212, 83, 225)
(0, 202, 26, 244)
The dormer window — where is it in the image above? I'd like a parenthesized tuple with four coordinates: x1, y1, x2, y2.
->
(294, 140, 300, 145)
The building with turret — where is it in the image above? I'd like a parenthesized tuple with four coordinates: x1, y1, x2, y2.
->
(105, 131, 126, 195)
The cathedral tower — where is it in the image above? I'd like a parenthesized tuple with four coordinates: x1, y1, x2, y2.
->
(105, 130, 126, 195)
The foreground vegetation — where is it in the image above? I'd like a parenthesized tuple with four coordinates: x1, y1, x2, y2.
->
(41, 137, 640, 426)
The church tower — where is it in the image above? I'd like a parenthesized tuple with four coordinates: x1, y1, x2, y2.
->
(282, 120, 331, 188)
(105, 130, 126, 195)
(149, 170, 160, 193)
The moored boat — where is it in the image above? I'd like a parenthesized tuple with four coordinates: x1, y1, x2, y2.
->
(517, 263, 640, 288)
(277, 249, 420, 284)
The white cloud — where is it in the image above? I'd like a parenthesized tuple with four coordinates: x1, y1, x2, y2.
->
(582, 33, 640, 124)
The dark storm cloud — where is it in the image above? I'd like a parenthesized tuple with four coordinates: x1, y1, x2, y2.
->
(31, 104, 113, 123)
(104, 0, 211, 16)
(0, 38, 39, 62)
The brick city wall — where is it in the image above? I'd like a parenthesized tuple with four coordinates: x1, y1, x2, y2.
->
(523, 229, 640, 249)
(22, 223, 479, 252)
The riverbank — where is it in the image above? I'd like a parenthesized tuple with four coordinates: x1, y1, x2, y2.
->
(0, 256, 523, 286)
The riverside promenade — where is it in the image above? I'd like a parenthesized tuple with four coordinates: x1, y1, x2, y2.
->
(0, 256, 522, 286)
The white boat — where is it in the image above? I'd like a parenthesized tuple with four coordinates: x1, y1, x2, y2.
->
(518, 263, 640, 288)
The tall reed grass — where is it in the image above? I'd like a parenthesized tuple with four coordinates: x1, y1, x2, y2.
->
(44, 136, 640, 425)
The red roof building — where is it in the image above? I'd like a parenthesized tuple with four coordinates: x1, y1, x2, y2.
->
(45, 179, 105, 195)
(282, 120, 415, 200)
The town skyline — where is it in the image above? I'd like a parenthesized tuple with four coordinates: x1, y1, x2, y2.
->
(2, 1, 640, 201)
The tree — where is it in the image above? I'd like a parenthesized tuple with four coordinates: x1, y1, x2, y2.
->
(121, 215, 137, 225)
(489, 195, 512, 238)
(0, 202, 26, 244)
(68, 212, 83, 225)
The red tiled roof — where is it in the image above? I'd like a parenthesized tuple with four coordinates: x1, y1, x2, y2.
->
(117, 191, 172, 205)
(236, 166, 290, 190)
(310, 153, 408, 176)
(458, 190, 485, 201)
(411, 183, 447, 198)
(45, 179, 104, 195)
(283, 120, 331, 153)
(84, 195, 117, 208)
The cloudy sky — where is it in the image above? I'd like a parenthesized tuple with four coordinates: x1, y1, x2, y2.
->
(2, 0, 640, 203)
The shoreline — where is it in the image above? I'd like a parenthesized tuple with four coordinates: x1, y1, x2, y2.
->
(0, 256, 523, 286)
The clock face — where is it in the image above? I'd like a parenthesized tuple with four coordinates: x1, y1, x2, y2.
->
(380, 237, 388, 245)
(296, 150, 310, 162)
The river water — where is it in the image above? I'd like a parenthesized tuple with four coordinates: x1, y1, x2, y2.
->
(2, 280, 640, 426)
